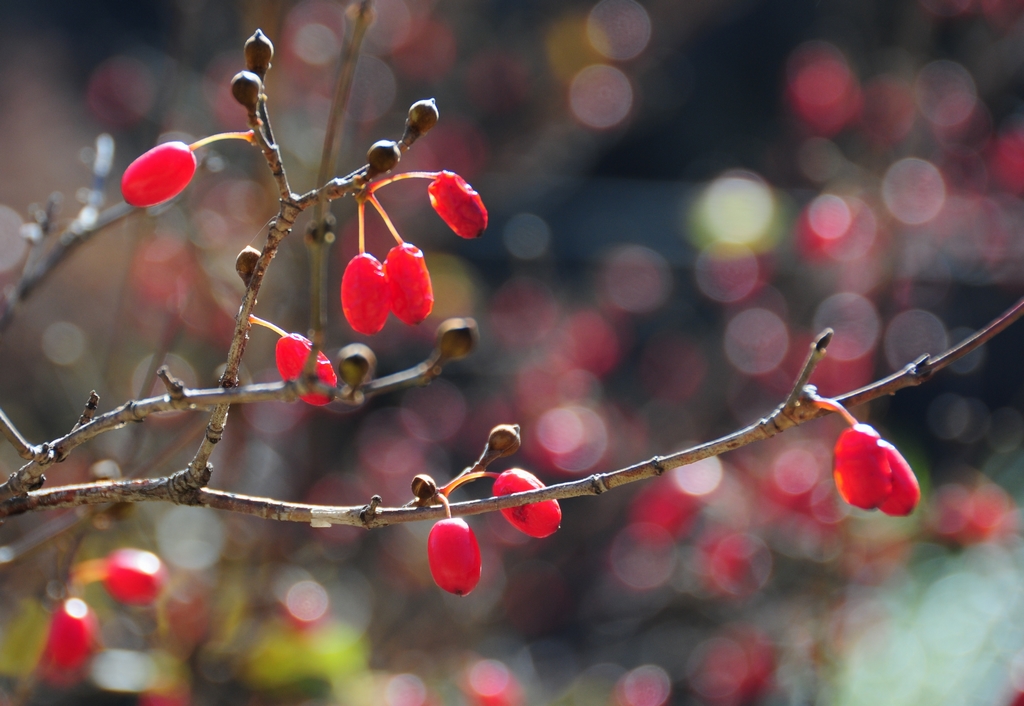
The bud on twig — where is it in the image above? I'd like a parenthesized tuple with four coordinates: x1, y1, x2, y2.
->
(411, 474, 437, 501)
(231, 71, 263, 114)
(366, 140, 401, 178)
(244, 29, 274, 80)
(235, 246, 261, 287)
(404, 99, 439, 143)
(486, 424, 521, 459)
(338, 343, 376, 389)
(436, 318, 478, 361)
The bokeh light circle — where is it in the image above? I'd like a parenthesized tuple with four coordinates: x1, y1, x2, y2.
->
(610, 523, 677, 591)
(694, 172, 776, 248)
(536, 405, 609, 472)
(916, 60, 977, 129)
(602, 245, 671, 313)
(503, 213, 551, 260)
(587, 0, 652, 61)
(882, 158, 946, 225)
(285, 580, 329, 623)
(813, 292, 880, 361)
(617, 664, 671, 706)
(725, 308, 789, 375)
(695, 244, 759, 303)
(884, 309, 949, 370)
(42, 321, 86, 366)
(570, 64, 633, 129)
(671, 456, 723, 496)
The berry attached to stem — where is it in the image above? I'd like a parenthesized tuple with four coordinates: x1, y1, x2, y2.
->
(342, 253, 390, 335)
(493, 469, 562, 538)
(427, 518, 481, 596)
(386, 243, 434, 325)
(250, 316, 338, 405)
(427, 171, 488, 239)
(832, 424, 892, 510)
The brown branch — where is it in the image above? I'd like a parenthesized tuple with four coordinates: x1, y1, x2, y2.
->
(4, 296, 1021, 525)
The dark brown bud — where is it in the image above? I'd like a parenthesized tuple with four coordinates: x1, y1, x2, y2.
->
(244, 29, 274, 80)
(338, 343, 376, 389)
(411, 474, 437, 501)
(235, 245, 261, 286)
(436, 318, 478, 361)
(405, 99, 439, 141)
(231, 71, 262, 114)
(366, 140, 401, 178)
(486, 424, 521, 459)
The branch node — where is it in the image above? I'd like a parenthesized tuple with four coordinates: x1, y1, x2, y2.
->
(651, 456, 666, 476)
(590, 474, 609, 494)
(360, 495, 383, 525)
(168, 463, 213, 505)
(75, 391, 100, 429)
(157, 366, 186, 400)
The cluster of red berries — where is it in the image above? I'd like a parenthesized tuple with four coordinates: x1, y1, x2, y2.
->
(342, 171, 487, 335)
(40, 549, 167, 674)
(426, 468, 561, 596)
(831, 417, 920, 516)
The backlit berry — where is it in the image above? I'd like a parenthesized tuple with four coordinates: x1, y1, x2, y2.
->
(342, 253, 390, 335)
(385, 243, 434, 325)
(427, 171, 488, 239)
(121, 142, 197, 208)
(427, 518, 481, 595)
(103, 548, 168, 605)
(41, 598, 98, 670)
(877, 441, 920, 516)
(275, 333, 338, 406)
(493, 469, 561, 538)
(832, 424, 892, 510)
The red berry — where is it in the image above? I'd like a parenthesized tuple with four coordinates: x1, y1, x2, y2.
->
(121, 142, 197, 208)
(341, 253, 390, 335)
(493, 469, 561, 538)
(103, 548, 168, 605)
(275, 333, 338, 406)
(41, 598, 98, 670)
(427, 171, 488, 239)
(832, 423, 892, 509)
(877, 441, 920, 516)
(427, 518, 481, 595)
(385, 243, 434, 325)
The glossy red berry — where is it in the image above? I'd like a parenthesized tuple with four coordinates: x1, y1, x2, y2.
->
(121, 142, 197, 208)
(877, 441, 920, 516)
(832, 423, 892, 509)
(385, 243, 434, 325)
(427, 171, 488, 239)
(41, 598, 98, 670)
(427, 518, 481, 595)
(493, 469, 562, 538)
(103, 548, 168, 605)
(275, 333, 338, 406)
(342, 253, 390, 335)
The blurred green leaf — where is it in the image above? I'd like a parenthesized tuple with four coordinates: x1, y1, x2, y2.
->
(0, 598, 48, 678)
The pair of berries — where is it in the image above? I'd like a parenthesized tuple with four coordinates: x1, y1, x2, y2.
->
(832, 423, 920, 515)
(41, 549, 168, 672)
(342, 243, 433, 335)
(427, 468, 561, 596)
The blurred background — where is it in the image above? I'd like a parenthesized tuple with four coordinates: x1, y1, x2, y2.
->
(1, 0, 1024, 703)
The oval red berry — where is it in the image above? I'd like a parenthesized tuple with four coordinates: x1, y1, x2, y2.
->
(42, 598, 98, 670)
(832, 423, 892, 509)
(342, 253, 390, 335)
(427, 170, 488, 239)
(493, 468, 562, 538)
(385, 243, 434, 325)
(103, 548, 168, 605)
(877, 441, 920, 516)
(427, 518, 481, 596)
(275, 333, 338, 406)
(121, 141, 198, 208)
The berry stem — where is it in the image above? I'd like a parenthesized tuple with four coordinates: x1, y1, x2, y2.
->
(437, 492, 452, 519)
(358, 199, 366, 255)
(69, 558, 108, 586)
(248, 314, 289, 338)
(367, 195, 404, 245)
(367, 171, 440, 194)
(813, 396, 860, 427)
(439, 471, 499, 497)
(188, 131, 256, 150)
